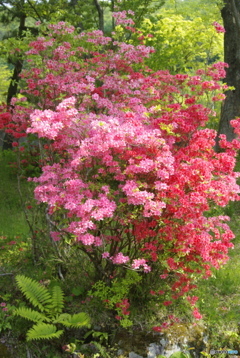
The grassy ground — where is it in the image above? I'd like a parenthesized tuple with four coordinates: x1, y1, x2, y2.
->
(0, 150, 29, 237)
(194, 208, 240, 353)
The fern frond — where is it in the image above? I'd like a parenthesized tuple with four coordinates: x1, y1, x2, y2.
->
(16, 275, 51, 312)
(14, 307, 50, 323)
(26, 323, 63, 341)
(50, 285, 64, 314)
(54, 313, 70, 323)
(57, 312, 91, 328)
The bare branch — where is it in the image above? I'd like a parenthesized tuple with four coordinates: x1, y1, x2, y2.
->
(26, 0, 43, 21)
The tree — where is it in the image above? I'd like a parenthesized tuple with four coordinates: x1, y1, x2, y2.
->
(138, 13, 223, 73)
(0, 60, 11, 102)
(216, 0, 240, 147)
(162, 0, 222, 23)
(112, 0, 165, 27)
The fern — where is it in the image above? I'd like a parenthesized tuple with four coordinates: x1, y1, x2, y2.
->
(26, 323, 63, 341)
(57, 312, 91, 328)
(50, 285, 64, 315)
(16, 275, 51, 312)
(15, 275, 91, 341)
(14, 307, 50, 323)
(54, 313, 70, 323)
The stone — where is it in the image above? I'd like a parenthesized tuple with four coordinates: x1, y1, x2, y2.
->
(129, 352, 144, 358)
(117, 349, 125, 356)
(147, 343, 163, 358)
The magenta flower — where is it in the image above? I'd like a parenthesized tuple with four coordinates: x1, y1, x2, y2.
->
(112, 253, 130, 264)
(212, 21, 226, 33)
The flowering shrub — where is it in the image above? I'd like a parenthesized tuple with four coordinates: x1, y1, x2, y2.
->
(1, 18, 240, 327)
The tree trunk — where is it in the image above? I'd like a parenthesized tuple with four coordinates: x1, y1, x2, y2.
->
(93, 0, 104, 32)
(3, 12, 26, 150)
(7, 11, 26, 106)
(216, 0, 240, 150)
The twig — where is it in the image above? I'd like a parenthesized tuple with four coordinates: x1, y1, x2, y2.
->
(26, 0, 43, 22)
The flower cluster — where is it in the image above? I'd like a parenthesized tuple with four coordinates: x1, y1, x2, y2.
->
(0, 302, 8, 312)
(116, 298, 130, 319)
(212, 21, 226, 33)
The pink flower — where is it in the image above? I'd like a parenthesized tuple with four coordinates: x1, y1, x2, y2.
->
(132, 258, 147, 269)
(212, 21, 225, 33)
(192, 307, 203, 320)
(160, 274, 168, 279)
(102, 252, 110, 259)
(112, 252, 130, 264)
(131, 258, 151, 272)
(51, 232, 61, 242)
(187, 296, 199, 306)
(77, 233, 95, 245)
(7, 241, 17, 245)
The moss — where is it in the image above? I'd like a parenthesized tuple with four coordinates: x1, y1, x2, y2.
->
(161, 322, 206, 354)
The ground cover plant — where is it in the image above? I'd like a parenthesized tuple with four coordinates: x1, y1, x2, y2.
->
(1, 11, 240, 358)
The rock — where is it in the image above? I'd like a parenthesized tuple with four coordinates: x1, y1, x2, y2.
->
(117, 349, 125, 356)
(147, 343, 163, 358)
(161, 343, 182, 357)
(129, 352, 144, 358)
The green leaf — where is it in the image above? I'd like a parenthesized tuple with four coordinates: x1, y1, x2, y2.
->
(16, 275, 51, 312)
(50, 285, 64, 314)
(71, 287, 84, 296)
(26, 323, 63, 341)
(54, 313, 71, 323)
(57, 312, 91, 328)
(169, 352, 190, 358)
(14, 307, 50, 323)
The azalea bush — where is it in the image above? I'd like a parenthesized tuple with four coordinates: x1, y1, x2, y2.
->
(1, 15, 240, 329)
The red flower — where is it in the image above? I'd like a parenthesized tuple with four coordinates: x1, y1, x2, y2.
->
(163, 301, 172, 306)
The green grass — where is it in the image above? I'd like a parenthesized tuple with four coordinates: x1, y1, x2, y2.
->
(0, 150, 30, 237)
(192, 201, 240, 352)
